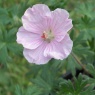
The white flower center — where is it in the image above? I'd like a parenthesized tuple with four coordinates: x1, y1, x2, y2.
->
(41, 30, 54, 42)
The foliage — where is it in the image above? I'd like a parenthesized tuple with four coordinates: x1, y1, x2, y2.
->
(0, 0, 95, 95)
(59, 74, 95, 95)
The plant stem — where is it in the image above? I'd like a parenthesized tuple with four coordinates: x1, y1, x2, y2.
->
(71, 52, 89, 74)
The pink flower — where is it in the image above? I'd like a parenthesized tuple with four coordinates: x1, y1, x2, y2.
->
(17, 4, 73, 64)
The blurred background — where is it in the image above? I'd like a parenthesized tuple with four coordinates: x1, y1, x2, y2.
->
(0, 0, 95, 95)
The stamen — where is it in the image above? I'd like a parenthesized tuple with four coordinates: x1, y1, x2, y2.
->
(41, 30, 54, 42)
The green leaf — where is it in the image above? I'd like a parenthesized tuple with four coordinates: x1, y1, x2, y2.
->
(15, 85, 23, 95)
(74, 74, 88, 94)
(73, 45, 94, 57)
(76, 2, 95, 18)
(59, 74, 95, 95)
(25, 86, 42, 95)
(0, 26, 22, 64)
(66, 54, 81, 75)
(29, 61, 61, 95)
(0, 70, 10, 85)
(73, 31, 87, 46)
(80, 85, 95, 95)
(86, 64, 95, 78)
(0, 7, 11, 24)
(15, 85, 42, 95)
(32, 76, 51, 95)
(0, 46, 11, 64)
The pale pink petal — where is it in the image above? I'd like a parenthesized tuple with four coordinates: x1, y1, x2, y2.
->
(22, 4, 51, 33)
(22, 9, 44, 34)
(60, 34, 73, 57)
(23, 42, 51, 64)
(51, 8, 73, 42)
(16, 27, 43, 49)
(44, 40, 65, 60)
(44, 34, 73, 60)
(31, 4, 50, 16)
(23, 50, 34, 63)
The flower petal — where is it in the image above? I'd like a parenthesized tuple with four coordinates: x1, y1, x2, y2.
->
(22, 9, 44, 34)
(60, 34, 73, 57)
(16, 26, 43, 49)
(44, 34, 73, 60)
(23, 42, 51, 64)
(31, 4, 50, 16)
(51, 8, 73, 42)
(22, 4, 51, 33)
(44, 40, 64, 60)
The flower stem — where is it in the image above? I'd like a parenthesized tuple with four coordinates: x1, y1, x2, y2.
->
(71, 52, 89, 75)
